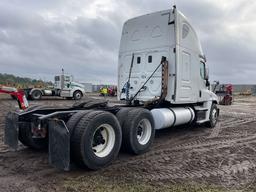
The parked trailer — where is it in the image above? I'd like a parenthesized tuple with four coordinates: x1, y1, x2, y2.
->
(5, 6, 219, 170)
(24, 71, 85, 100)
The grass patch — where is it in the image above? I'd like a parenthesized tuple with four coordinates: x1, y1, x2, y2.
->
(63, 175, 227, 192)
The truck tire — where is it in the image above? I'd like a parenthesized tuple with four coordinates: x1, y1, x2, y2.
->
(115, 107, 135, 151)
(66, 110, 93, 160)
(18, 105, 48, 150)
(115, 107, 134, 128)
(122, 108, 155, 155)
(206, 103, 219, 128)
(18, 123, 48, 150)
(66, 110, 92, 137)
(31, 90, 42, 100)
(71, 111, 121, 170)
(73, 90, 83, 100)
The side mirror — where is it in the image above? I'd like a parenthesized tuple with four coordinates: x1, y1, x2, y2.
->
(206, 80, 210, 87)
(205, 67, 209, 80)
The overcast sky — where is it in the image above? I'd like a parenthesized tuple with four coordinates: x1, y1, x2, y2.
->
(0, 0, 255, 84)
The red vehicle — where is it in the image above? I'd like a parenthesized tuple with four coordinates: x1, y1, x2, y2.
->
(213, 82, 233, 105)
(0, 86, 29, 110)
(107, 86, 117, 96)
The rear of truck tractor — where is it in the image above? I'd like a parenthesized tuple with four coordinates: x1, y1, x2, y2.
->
(5, 100, 155, 170)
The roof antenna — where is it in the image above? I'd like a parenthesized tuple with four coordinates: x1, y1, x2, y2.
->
(172, 0, 176, 7)
(172, 1, 177, 13)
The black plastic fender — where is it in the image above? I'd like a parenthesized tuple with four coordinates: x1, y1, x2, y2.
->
(4, 112, 19, 150)
(48, 119, 70, 171)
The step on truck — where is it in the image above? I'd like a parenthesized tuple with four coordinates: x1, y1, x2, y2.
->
(5, 6, 219, 171)
(23, 70, 85, 100)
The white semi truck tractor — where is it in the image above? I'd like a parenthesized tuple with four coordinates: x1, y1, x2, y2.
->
(5, 7, 219, 171)
(23, 72, 85, 100)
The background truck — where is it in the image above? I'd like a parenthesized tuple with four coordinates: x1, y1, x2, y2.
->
(5, 6, 219, 171)
(23, 71, 85, 100)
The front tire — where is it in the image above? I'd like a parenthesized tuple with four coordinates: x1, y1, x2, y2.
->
(73, 90, 83, 100)
(206, 103, 219, 128)
(71, 111, 122, 170)
(122, 108, 155, 155)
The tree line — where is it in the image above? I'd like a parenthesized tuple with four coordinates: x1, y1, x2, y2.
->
(0, 73, 52, 88)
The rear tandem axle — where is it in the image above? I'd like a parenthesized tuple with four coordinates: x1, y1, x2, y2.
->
(5, 100, 155, 171)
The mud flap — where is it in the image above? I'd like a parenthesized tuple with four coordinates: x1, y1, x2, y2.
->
(4, 112, 19, 150)
(48, 119, 70, 171)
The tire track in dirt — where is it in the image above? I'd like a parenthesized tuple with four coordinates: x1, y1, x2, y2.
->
(209, 117, 256, 138)
(108, 138, 256, 183)
(137, 162, 256, 181)
(109, 133, 256, 172)
(111, 116, 256, 169)
(105, 111, 256, 183)
(152, 116, 256, 152)
(108, 113, 255, 168)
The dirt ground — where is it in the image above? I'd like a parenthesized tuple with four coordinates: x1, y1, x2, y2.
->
(1, 94, 256, 192)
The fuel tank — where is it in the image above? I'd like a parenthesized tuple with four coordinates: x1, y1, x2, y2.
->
(151, 107, 195, 130)
(43, 89, 53, 96)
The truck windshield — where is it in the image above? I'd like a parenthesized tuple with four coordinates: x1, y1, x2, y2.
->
(54, 76, 60, 81)
(65, 76, 70, 81)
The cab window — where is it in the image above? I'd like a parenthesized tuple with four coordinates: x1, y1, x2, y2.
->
(148, 55, 152, 63)
(65, 76, 70, 81)
(200, 62, 205, 79)
(137, 56, 141, 64)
